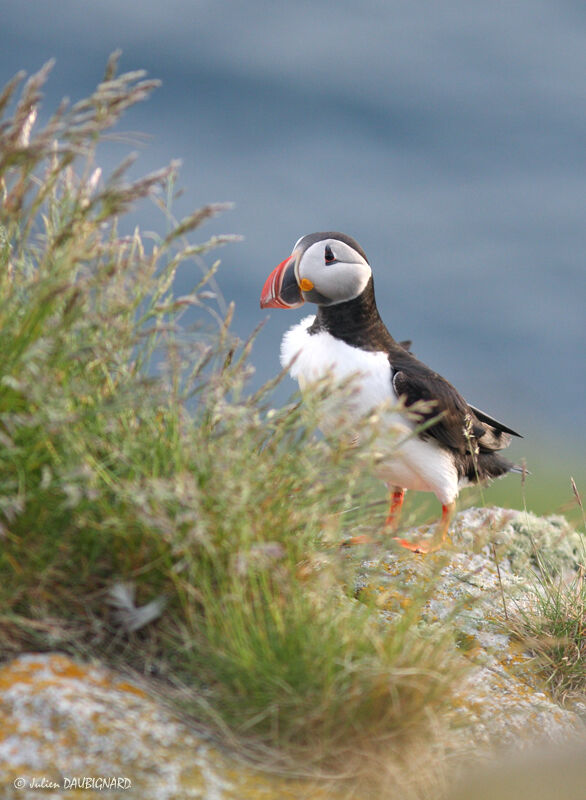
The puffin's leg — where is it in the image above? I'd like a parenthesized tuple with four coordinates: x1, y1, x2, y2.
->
(393, 501, 456, 554)
(385, 487, 405, 531)
(344, 486, 406, 547)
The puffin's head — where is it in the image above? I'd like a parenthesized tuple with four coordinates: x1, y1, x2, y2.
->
(260, 232, 371, 309)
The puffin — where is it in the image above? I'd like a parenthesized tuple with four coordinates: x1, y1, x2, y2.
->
(260, 232, 522, 553)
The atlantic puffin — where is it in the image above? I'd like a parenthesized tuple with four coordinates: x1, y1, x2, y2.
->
(260, 232, 522, 553)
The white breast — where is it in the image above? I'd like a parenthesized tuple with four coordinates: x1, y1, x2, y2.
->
(281, 315, 395, 417)
(280, 316, 460, 505)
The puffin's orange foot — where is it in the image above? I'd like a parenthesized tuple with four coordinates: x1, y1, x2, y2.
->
(392, 536, 443, 554)
(391, 501, 456, 555)
(341, 534, 372, 547)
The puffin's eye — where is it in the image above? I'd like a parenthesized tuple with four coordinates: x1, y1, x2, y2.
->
(324, 245, 335, 263)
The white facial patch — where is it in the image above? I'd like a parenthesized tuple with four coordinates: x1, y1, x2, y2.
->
(297, 240, 372, 304)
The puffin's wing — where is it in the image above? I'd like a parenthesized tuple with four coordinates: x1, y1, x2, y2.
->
(468, 405, 522, 438)
(392, 366, 476, 454)
(467, 404, 522, 452)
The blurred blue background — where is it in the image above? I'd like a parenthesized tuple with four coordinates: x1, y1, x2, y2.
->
(2, 0, 585, 512)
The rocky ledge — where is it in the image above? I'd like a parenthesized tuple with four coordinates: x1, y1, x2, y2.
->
(356, 507, 585, 749)
(1, 508, 584, 799)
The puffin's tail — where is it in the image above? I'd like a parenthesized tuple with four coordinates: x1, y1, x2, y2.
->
(458, 451, 527, 485)
(508, 463, 530, 475)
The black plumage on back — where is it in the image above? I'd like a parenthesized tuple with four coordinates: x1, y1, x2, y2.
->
(308, 276, 521, 483)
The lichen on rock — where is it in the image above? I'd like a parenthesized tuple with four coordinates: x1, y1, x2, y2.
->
(0, 653, 328, 800)
(355, 507, 585, 753)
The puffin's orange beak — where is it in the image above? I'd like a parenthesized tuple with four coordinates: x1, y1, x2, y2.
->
(260, 251, 305, 309)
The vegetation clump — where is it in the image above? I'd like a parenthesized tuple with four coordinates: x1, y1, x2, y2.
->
(507, 493, 586, 708)
(0, 56, 466, 792)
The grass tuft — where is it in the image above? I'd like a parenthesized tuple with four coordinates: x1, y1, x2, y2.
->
(507, 486, 586, 707)
(510, 565, 585, 706)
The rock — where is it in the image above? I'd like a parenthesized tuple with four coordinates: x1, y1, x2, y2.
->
(0, 653, 329, 800)
(357, 507, 585, 750)
(0, 509, 583, 799)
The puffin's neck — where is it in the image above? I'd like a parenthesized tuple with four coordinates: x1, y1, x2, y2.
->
(308, 277, 396, 352)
